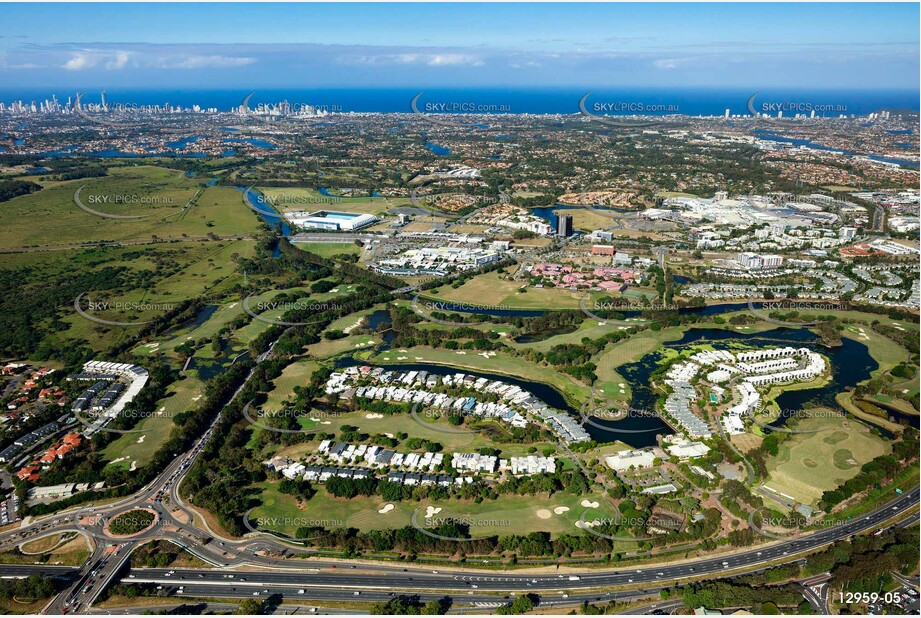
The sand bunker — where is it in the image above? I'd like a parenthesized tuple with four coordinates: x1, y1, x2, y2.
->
(424, 506, 443, 518)
(553, 506, 570, 515)
(365, 413, 384, 419)
(580, 500, 600, 508)
(378, 504, 395, 514)
(536, 509, 552, 519)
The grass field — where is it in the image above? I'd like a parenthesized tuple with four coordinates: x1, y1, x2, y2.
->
(273, 410, 558, 461)
(250, 481, 619, 540)
(763, 415, 890, 508)
(371, 345, 592, 405)
(103, 374, 204, 469)
(0, 534, 90, 566)
(422, 272, 587, 309)
(306, 334, 380, 359)
(594, 336, 663, 402)
(256, 187, 413, 218)
(59, 240, 257, 349)
(0, 166, 262, 248)
(292, 242, 363, 259)
(0, 239, 257, 353)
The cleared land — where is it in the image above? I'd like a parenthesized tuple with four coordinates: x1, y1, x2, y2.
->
(0, 166, 261, 248)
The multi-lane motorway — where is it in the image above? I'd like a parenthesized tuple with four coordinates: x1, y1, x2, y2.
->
(0, 483, 914, 614)
(0, 323, 916, 614)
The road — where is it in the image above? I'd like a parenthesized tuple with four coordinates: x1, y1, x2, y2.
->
(101, 485, 916, 595)
(0, 310, 914, 615)
(1, 459, 914, 613)
(0, 482, 914, 615)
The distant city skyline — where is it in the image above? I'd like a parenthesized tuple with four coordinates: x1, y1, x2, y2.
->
(1, 3, 918, 90)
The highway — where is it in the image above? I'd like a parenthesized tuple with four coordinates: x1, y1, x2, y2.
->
(0, 304, 914, 614)
(102, 485, 917, 596)
(0, 415, 914, 615)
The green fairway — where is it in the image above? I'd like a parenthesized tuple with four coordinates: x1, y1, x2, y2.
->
(103, 374, 204, 469)
(371, 345, 593, 405)
(250, 481, 619, 540)
(422, 271, 586, 309)
(763, 415, 890, 508)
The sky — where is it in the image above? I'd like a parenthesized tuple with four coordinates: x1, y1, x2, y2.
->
(0, 2, 918, 90)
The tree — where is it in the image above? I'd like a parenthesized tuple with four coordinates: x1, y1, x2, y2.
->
(237, 598, 264, 615)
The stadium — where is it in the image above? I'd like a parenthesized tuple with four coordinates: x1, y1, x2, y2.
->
(285, 210, 378, 231)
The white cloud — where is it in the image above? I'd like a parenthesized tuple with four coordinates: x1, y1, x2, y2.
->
(64, 52, 98, 71)
(653, 58, 679, 70)
(105, 51, 132, 70)
(426, 54, 483, 67)
(351, 52, 483, 67)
